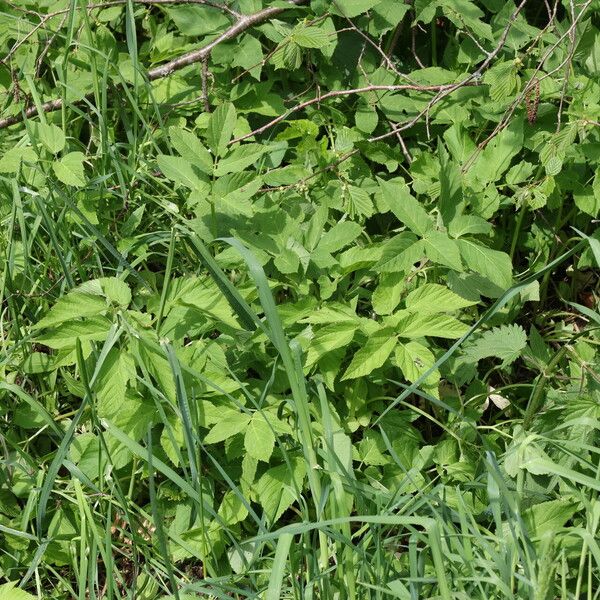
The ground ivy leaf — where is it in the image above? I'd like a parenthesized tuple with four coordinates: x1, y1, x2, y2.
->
(341, 328, 397, 380)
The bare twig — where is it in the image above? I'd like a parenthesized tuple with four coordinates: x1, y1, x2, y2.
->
(229, 83, 471, 145)
(200, 55, 211, 112)
(0, 0, 308, 129)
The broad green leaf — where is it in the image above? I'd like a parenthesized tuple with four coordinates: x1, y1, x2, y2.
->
(420, 231, 463, 271)
(35, 315, 113, 349)
(305, 321, 358, 369)
(204, 411, 251, 444)
(457, 239, 512, 290)
(33, 122, 65, 154)
(218, 491, 249, 525)
(484, 60, 519, 102)
(396, 312, 468, 339)
(316, 221, 363, 254)
(207, 102, 237, 156)
(232, 34, 263, 80)
(405, 283, 476, 313)
(245, 413, 275, 462)
(53, 152, 86, 187)
(341, 328, 397, 380)
(293, 25, 330, 48)
(374, 235, 421, 273)
(0, 146, 37, 173)
(166, 5, 229, 36)
(522, 500, 578, 539)
(0, 581, 38, 600)
(372, 272, 405, 315)
(157, 154, 207, 190)
(378, 177, 432, 236)
(395, 341, 440, 389)
(463, 324, 527, 367)
(332, 0, 381, 17)
(169, 126, 213, 174)
(255, 457, 306, 523)
(214, 143, 267, 176)
(34, 292, 107, 329)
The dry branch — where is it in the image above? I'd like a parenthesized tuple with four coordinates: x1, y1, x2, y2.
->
(0, 0, 308, 129)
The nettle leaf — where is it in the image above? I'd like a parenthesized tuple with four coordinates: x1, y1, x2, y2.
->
(341, 328, 397, 380)
(53, 152, 86, 187)
(463, 324, 527, 367)
(244, 413, 275, 462)
(458, 239, 512, 290)
(405, 283, 477, 313)
(207, 102, 237, 157)
(378, 177, 432, 235)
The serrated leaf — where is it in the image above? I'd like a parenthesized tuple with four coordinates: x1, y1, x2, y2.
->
(332, 0, 381, 17)
(214, 143, 267, 176)
(484, 60, 518, 102)
(157, 154, 207, 190)
(405, 283, 476, 314)
(305, 321, 358, 369)
(255, 457, 306, 523)
(204, 411, 251, 444)
(34, 122, 65, 154)
(53, 151, 86, 187)
(36, 315, 113, 349)
(458, 239, 512, 290)
(378, 177, 432, 235)
(341, 328, 397, 380)
(34, 293, 107, 330)
(397, 312, 468, 339)
(420, 231, 463, 271)
(0, 581, 38, 600)
(244, 413, 275, 462)
(207, 102, 237, 156)
(395, 341, 439, 389)
(463, 324, 527, 367)
(169, 126, 213, 173)
(293, 26, 330, 48)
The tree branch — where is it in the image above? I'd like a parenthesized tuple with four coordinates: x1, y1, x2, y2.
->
(0, 0, 308, 129)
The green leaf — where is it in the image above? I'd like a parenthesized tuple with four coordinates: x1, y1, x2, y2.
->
(316, 221, 363, 254)
(395, 341, 440, 390)
(35, 315, 113, 349)
(166, 5, 229, 36)
(522, 500, 578, 539)
(378, 177, 432, 236)
(232, 34, 264, 80)
(0, 146, 37, 173)
(204, 411, 251, 444)
(457, 239, 512, 290)
(341, 328, 397, 380)
(305, 321, 358, 369)
(293, 25, 330, 48)
(463, 324, 527, 367)
(169, 126, 213, 174)
(207, 102, 237, 157)
(157, 154, 208, 190)
(255, 457, 306, 523)
(33, 122, 65, 154)
(0, 581, 38, 600)
(244, 413, 275, 462)
(332, 0, 381, 17)
(214, 143, 267, 176)
(405, 283, 476, 313)
(484, 60, 519, 102)
(420, 231, 463, 271)
(34, 292, 108, 330)
(396, 312, 468, 339)
(53, 151, 86, 187)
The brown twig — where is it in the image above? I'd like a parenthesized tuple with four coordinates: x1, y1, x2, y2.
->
(0, 0, 308, 129)
(229, 83, 470, 145)
(200, 54, 211, 112)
